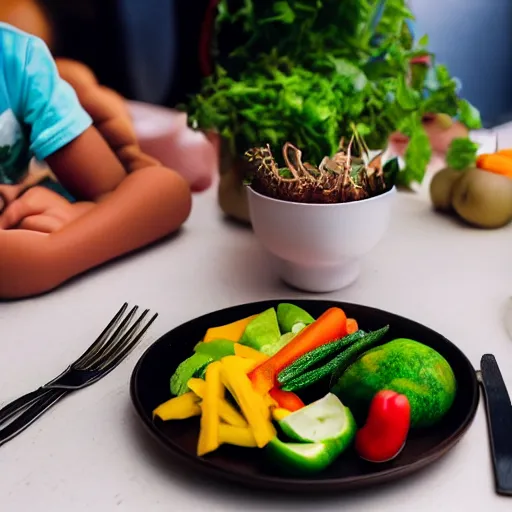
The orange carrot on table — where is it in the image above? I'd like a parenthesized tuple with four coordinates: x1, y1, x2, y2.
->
(269, 388, 305, 412)
(476, 154, 512, 178)
(248, 307, 348, 395)
(497, 149, 512, 159)
(346, 318, 359, 334)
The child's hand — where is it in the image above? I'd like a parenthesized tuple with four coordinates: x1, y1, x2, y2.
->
(0, 186, 94, 233)
(0, 183, 26, 213)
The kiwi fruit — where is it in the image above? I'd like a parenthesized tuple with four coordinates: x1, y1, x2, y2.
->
(430, 167, 464, 211)
(451, 168, 512, 229)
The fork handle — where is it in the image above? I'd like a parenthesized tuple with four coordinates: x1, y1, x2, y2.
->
(0, 388, 68, 447)
(0, 387, 51, 424)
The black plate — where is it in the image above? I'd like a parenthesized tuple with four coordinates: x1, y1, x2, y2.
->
(130, 300, 479, 492)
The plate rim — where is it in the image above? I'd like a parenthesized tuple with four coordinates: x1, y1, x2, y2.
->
(129, 299, 480, 492)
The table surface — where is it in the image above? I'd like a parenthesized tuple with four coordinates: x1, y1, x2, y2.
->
(2, 127, 512, 511)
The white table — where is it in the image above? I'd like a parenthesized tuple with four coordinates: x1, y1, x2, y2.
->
(2, 137, 512, 511)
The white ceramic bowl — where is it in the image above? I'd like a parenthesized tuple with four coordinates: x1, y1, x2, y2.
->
(247, 186, 396, 292)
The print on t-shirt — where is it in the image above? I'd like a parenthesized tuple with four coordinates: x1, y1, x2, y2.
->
(0, 108, 30, 184)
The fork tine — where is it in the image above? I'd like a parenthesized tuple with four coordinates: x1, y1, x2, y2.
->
(91, 309, 150, 370)
(97, 312, 158, 371)
(73, 303, 128, 369)
(75, 305, 138, 370)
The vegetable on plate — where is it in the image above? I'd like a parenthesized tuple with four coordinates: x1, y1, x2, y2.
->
(355, 390, 411, 463)
(276, 303, 315, 334)
(154, 302, 457, 476)
(269, 388, 304, 412)
(239, 308, 282, 351)
(203, 314, 258, 343)
(331, 338, 457, 428)
(194, 339, 235, 358)
(281, 326, 390, 392)
(277, 329, 367, 386)
(266, 393, 356, 476)
(197, 361, 223, 456)
(153, 392, 201, 421)
(346, 318, 359, 334)
(187, 378, 247, 427)
(248, 307, 348, 394)
(170, 352, 213, 396)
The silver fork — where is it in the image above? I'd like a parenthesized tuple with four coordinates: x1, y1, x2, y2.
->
(0, 303, 158, 447)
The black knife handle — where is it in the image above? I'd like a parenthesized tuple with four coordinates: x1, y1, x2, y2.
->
(480, 354, 512, 496)
(0, 389, 68, 447)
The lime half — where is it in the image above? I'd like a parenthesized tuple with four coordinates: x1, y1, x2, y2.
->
(279, 393, 357, 450)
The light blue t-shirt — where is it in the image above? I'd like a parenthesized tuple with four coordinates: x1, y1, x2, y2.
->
(0, 23, 92, 185)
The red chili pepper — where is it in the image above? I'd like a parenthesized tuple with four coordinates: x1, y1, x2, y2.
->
(269, 388, 305, 412)
(355, 390, 411, 463)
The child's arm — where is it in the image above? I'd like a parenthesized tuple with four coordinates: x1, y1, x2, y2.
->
(0, 31, 192, 298)
(55, 58, 161, 174)
(44, 125, 127, 201)
(0, 126, 192, 297)
(0, 165, 191, 298)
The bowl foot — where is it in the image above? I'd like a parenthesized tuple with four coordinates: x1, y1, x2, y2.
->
(273, 257, 360, 293)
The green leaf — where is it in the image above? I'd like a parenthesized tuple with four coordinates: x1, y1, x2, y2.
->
(417, 34, 429, 47)
(396, 75, 420, 111)
(260, 1, 296, 24)
(355, 123, 371, 136)
(401, 127, 432, 185)
(331, 58, 368, 91)
(274, 1, 296, 23)
(294, 1, 319, 13)
(184, 0, 470, 186)
(410, 61, 429, 91)
(445, 137, 479, 170)
(383, 157, 400, 188)
(458, 99, 482, 130)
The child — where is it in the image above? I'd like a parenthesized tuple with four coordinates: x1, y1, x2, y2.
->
(0, 22, 192, 298)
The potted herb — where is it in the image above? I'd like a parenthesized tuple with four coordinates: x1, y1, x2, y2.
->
(184, 0, 482, 221)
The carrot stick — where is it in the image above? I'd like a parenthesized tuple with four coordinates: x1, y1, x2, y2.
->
(248, 307, 347, 395)
(346, 318, 359, 334)
(476, 154, 512, 178)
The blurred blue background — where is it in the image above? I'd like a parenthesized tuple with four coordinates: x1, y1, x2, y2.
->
(410, 0, 512, 126)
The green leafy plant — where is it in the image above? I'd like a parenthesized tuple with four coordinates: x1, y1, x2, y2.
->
(445, 137, 479, 170)
(185, 0, 482, 187)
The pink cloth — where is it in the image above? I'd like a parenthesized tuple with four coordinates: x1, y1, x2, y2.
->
(127, 101, 218, 192)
